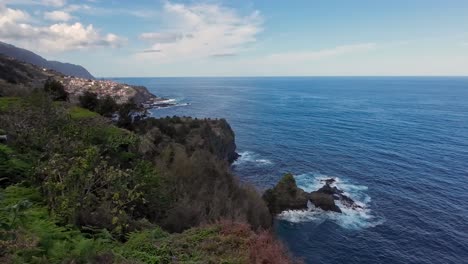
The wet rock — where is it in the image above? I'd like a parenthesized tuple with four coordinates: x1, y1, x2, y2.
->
(262, 173, 310, 215)
(263, 175, 362, 215)
(309, 191, 342, 213)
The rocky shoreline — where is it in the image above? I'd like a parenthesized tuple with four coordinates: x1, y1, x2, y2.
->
(263, 173, 362, 215)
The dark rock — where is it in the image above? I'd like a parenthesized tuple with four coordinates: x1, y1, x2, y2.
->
(321, 178, 336, 185)
(309, 191, 342, 213)
(316, 179, 361, 209)
(263, 175, 363, 215)
(262, 173, 310, 215)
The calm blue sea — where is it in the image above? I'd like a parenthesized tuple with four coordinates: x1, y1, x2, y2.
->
(113, 77, 468, 264)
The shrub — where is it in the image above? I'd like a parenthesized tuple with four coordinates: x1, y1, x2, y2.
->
(0, 145, 31, 187)
(44, 79, 68, 101)
(117, 100, 139, 129)
(161, 148, 271, 232)
(249, 231, 301, 264)
(78, 91, 99, 111)
(96, 95, 118, 117)
(0, 186, 115, 263)
(38, 148, 145, 236)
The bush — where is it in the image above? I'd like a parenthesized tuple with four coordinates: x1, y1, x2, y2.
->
(161, 148, 271, 232)
(249, 230, 302, 264)
(44, 79, 68, 101)
(0, 145, 31, 187)
(117, 100, 139, 129)
(0, 186, 115, 263)
(79, 93, 118, 117)
(96, 95, 118, 117)
(79, 91, 99, 111)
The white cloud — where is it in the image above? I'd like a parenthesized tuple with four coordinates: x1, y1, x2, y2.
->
(140, 32, 186, 43)
(0, 5, 29, 25)
(44, 10, 72, 21)
(64, 4, 91, 12)
(41, 0, 66, 7)
(0, 6, 124, 53)
(137, 2, 262, 62)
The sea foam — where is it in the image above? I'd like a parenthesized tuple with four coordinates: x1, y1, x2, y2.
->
(233, 151, 273, 166)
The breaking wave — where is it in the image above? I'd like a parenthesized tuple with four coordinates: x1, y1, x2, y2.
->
(152, 98, 190, 109)
(277, 173, 384, 229)
(233, 151, 273, 166)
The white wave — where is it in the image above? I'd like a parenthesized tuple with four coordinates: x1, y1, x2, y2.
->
(151, 98, 190, 109)
(156, 98, 177, 104)
(277, 173, 384, 230)
(233, 151, 273, 166)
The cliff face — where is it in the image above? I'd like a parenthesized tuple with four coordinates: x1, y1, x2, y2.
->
(131, 116, 270, 232)
(129, 85, 158, 105)
(134, 116, 239, 163)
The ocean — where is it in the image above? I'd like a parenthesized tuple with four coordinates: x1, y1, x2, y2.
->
(113, 77, 468, 264)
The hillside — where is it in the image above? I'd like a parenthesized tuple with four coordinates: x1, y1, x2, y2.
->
(0, 41, 94, 79)
(0, 55, 161, 106)
(0, 92, 298, 263)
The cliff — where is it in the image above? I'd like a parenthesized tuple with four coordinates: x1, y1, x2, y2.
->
(130, 85, 158, 105)
(133, 116, 239, 163)
(0, 61, 295, 263)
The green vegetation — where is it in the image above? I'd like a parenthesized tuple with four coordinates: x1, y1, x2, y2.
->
(69, 106, 99, 119)
(0, 97, 21, 111)
(78, 91, 120, 117)
(0, 90, 295, 263)
(44, 79, 68, 101)
(0, 145, 31, 187)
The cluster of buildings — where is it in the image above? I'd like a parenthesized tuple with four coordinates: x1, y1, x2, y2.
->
(61, 76, 137, 103)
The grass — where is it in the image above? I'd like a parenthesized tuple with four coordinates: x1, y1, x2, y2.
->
(0, 97, 21, 111)
(69, 106, 99, 119)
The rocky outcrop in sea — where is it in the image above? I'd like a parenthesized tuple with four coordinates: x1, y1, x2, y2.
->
(263, 173, 362, 215)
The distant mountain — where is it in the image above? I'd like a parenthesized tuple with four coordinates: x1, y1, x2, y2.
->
(0, 41, 94, 79)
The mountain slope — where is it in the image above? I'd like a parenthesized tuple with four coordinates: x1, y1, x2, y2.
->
(0, 41, 94, 79)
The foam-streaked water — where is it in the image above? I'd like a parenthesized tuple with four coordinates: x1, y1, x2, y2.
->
(113, 77, 468, 264)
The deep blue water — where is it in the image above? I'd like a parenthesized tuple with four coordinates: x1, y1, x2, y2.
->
(114, 77, 468, 264)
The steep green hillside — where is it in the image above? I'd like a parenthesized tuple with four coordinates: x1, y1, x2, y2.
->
(0, 93, 297, 263)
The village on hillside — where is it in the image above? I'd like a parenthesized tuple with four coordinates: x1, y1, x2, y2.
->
(61, 76, 137, 104)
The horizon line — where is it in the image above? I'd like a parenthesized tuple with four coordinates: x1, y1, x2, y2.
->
(103, 75, 468, 79)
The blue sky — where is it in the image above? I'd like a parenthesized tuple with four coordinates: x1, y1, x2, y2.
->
(1, 0, 468, 77)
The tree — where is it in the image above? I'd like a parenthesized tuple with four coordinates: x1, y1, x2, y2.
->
(79, 91, 99, 111)
(96, 95, 118, 117)
(117, 101, 138, 129)
(44, 78, 68, 101)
